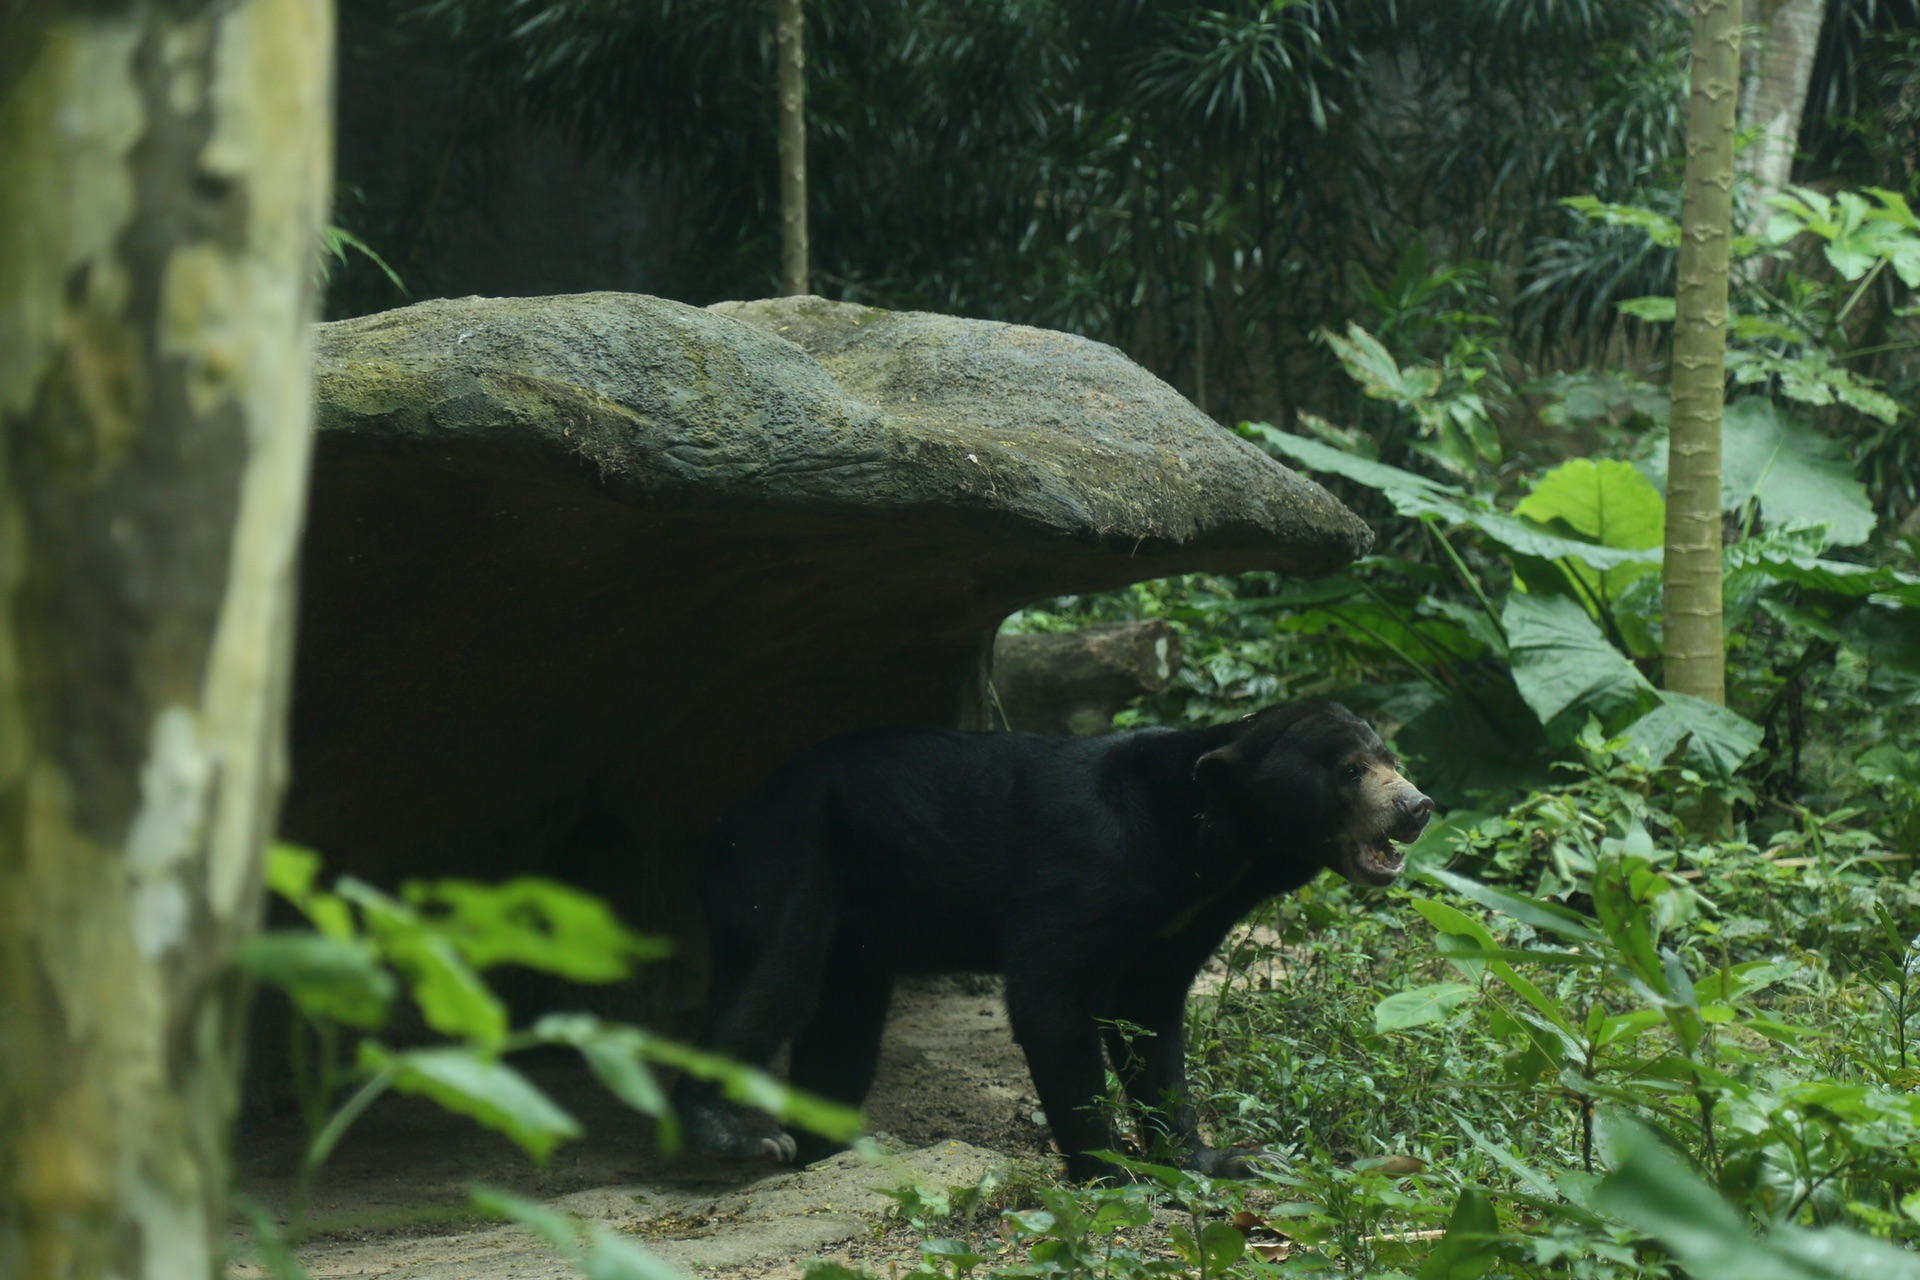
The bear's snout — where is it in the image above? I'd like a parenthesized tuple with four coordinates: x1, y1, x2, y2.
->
(1394, 789, 1434, 841)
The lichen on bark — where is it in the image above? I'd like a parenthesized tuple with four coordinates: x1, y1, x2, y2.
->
(0, 2, 331, 1276)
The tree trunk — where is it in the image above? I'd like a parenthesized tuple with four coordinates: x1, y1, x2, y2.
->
(0, 2, 332, 1276)
(1665, 0, 1742, 705)
(775, 0, 808, 296)
(992, 621, 1181, 736)
(1739, 0, 1826, 227)
(1192, 232, 1209, 417)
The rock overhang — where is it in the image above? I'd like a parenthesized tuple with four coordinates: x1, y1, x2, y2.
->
(285, 291, 1370, 1022)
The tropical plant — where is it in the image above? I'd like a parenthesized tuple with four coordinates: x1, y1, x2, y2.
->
(237, 844, 862, 1267)
(1369, 763, 1920, 1273)
(1534, 180, 1920, 516)
(1243, 420, 1758, 803)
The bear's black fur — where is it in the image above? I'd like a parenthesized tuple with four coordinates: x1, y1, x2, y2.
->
(674, 699, 1432, 1181)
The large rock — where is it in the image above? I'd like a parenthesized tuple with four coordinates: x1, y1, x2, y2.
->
(284, 293, 1368, 1023)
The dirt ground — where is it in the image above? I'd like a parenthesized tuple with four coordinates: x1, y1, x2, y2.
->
(228, 975, 1060, 1280)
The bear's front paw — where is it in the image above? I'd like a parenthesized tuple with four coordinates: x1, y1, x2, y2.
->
(682, 1102, 798, 1164)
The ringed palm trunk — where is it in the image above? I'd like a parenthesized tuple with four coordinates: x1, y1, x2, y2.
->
(0, 2, 332, 1275)
(1664, 0, 1742, 706)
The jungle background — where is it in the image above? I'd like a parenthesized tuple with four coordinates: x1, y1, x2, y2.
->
(149, 0, 1920, 1276)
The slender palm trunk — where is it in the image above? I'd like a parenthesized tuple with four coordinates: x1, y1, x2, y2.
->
(0, 2, 331, 1274)
(1193, 230, 1209, 417)
(775, 0, 808, 296)
(1665, 0, 1743, 704)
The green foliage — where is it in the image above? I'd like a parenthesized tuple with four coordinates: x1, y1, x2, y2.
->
(406, 0, 1690, 428)
(1568, 182, 1919, 519)
(360, 1040, 581, 1161)
(1319, 320, 1501, 477)
(318, 224, 406, 294)
(1593, 1115, 1920, 1280)
(1240, 416, 1779, 796)
(1372, 981, 1478, 1033)
(842, 1158, 1287, 1280)
(1638, 399, 1877, 547)
(237, 844, 863, 1261)
(1512, 458, 1665, 607)
(1504, 592, 1656, 740)
(1358, 742, 1920, 1263)
(1764, 187, 1920, 290)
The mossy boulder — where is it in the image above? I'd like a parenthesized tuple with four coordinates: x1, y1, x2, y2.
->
(283, 292, 1369, 1023)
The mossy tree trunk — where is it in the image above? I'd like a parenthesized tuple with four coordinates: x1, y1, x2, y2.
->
(775, 0, 808, 296)
(0, 2, 332, 1275)
(1664, 0, 1742, 706)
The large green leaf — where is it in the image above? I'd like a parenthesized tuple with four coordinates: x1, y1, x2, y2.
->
(392, 934, 510, 1047)
(646, 1041, 866, 1142)
(1463, 509, 1661, 571)
(365, 1043, 582, 1163)
(1726, 527, 1920, 603)
(531, 1014, 676, 1140)
(405, 876, 671, 982)
(1724, 525, 1837, 626)
(237, 931, 396, 1030)
(1250, 425, 1661, 571)
(1422, 867, 1604, 945)
(339, 877, 508, 1046)
(1514, 458, 1666, 552)
(1639, 399, 1875, 546)
(1621, 692, 1763, 783)
(1503, 592, 1658, 740)
(1396, 676, 1553, 808)
(265, 842, 355, 940)
(1374, 982, 1479, 1033)
(1514, 458, 1665, 607)
(1243, 422, 1463, 511)
(1415, 1186, 1502, 1280)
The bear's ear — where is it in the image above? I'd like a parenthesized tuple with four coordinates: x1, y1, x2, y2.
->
(1193, 745, 1239, 787)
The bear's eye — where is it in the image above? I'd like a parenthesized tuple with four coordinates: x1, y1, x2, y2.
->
(1343, 762, 1365, 782)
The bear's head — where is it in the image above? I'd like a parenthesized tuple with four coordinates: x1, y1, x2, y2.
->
(1193, 700, 1433, 887)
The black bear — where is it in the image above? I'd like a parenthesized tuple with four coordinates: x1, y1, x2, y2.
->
(674, 699, 1431, 1181)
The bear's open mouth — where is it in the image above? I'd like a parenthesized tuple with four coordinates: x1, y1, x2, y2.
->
(1346, 837, 1407, 886)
